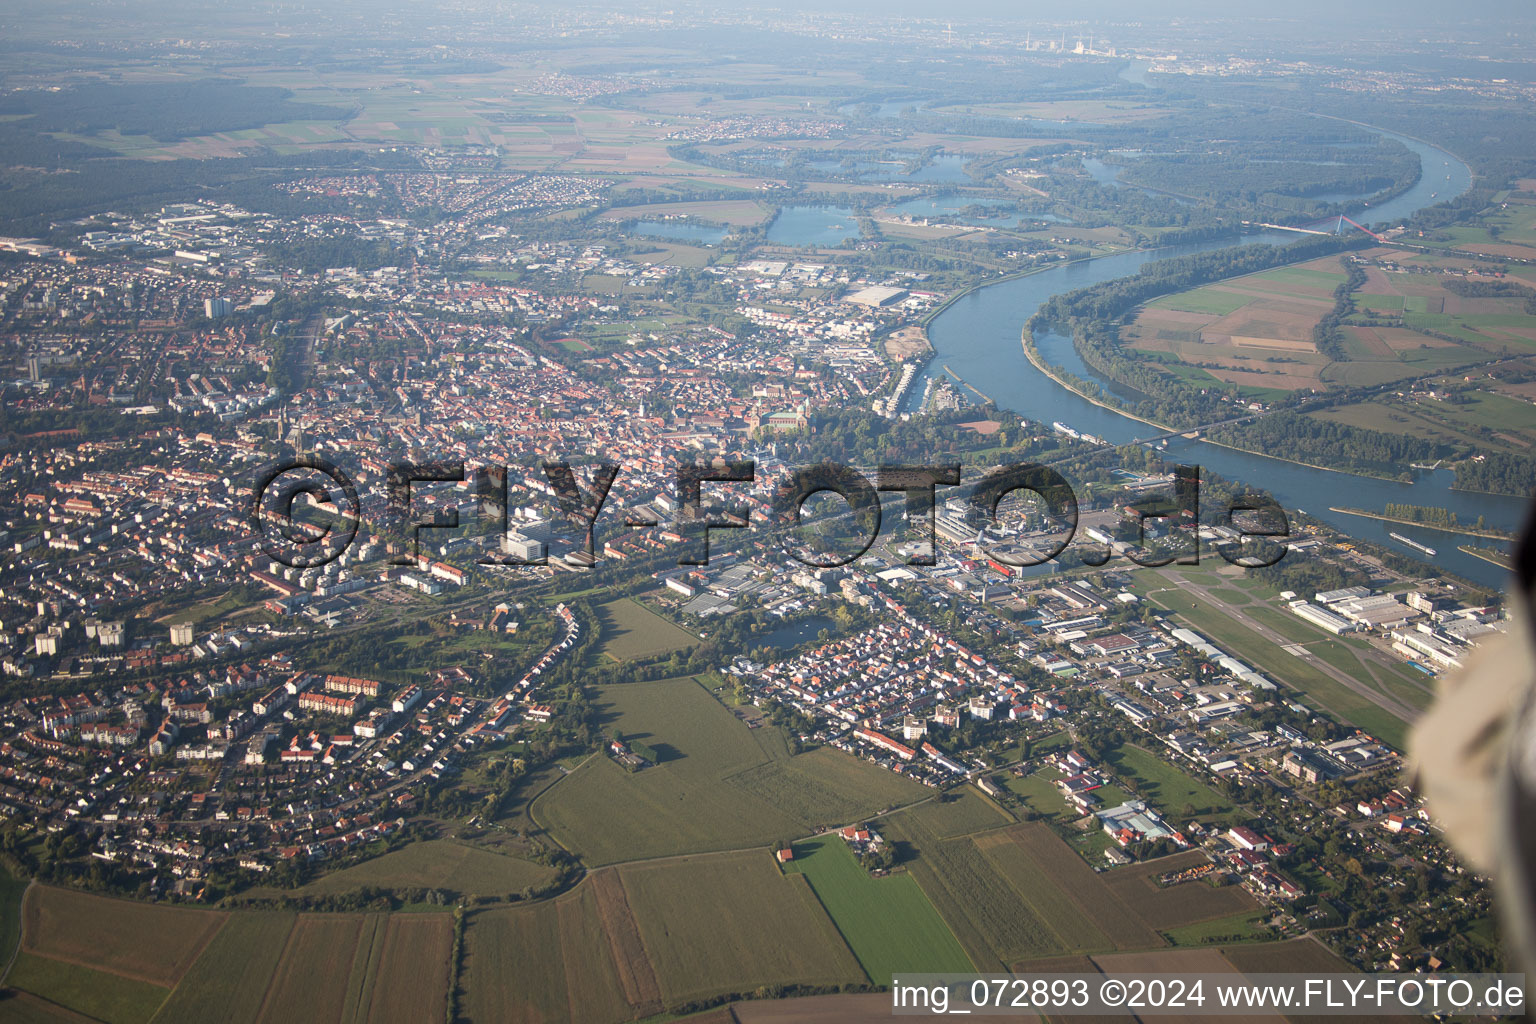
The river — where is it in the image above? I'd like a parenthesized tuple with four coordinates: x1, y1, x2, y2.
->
(908, 123, 1523, 588)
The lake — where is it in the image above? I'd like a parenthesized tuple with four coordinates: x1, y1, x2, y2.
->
(767, 206, 861, 246)
(632, 220, 728, 245)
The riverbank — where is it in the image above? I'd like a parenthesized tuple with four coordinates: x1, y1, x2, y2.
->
(1458, 544, 1513, 570)
(1019, 325, 1408, 480)
(1330, 506, 1514, 541)
(1019, 325, 1169, 434)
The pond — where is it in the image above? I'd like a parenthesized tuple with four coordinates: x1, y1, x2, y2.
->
(761, 615, 837, 650)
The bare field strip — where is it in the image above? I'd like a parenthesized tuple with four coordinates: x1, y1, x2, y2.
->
(588, 868, 663, 1014)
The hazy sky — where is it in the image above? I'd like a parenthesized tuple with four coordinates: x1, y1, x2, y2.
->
(781, 0, 1535, 27)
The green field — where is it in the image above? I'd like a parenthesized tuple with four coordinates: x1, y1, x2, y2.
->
(533, 676, 927, 864)
(903, 789, 1012, 838)
(1148, 288, 1255, 316)
(784, 836, 972, 983)
(595, 598, 699, 662)
(1163, 910, 1269, 946)
(1001, 769, 1076, 821)
(6, 953, 168, 1024)
(5, 886, 459, 1024)
(293, 839, 554, 899)
(461, 879, 640, 1024)
(1102, 745, 1235, 822)
(1310, 387, 1536, 457)
(463, 850, 869, 1021)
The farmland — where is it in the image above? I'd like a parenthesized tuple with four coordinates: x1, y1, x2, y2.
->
(899, 789, 1012, 838)
(255, 914, 373, 1024)
(622, 851, 866, 1004)
(1220, 936, 1355, 973)
(878, 805, 1274, 973)
(291, 839, 555, 899)
(357, 916, 455, 1024)
(149, 913, 297, 1024)
(597, 199, 774, 226)
(881, 806, 1072, 969)
(459, 882, 635, 1024)
(20, 885, 224, 987)
(5, 890, 458, 1024)
(978, 823, 1166, 952)
(1126, 257, 1346, 396)
(5, 953, 169, 1024)
(532, 676, 927, 864)
(783, 835, 972, 983)
(594, 598, 699, 662)
(1125, 244, 1536, 418)
(0, 991, 103, 1023)
(0, 867, 25, 968)
(460, 851, 863, 1022)
(1101, 852, 1261, 931)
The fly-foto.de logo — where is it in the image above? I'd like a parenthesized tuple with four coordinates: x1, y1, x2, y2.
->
(246, 456, 1290, 574)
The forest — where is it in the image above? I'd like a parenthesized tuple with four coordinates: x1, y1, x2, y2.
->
(0, 80, 350, 142)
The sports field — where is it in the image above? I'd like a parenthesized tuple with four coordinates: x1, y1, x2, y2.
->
(783, 835, 972, 983)
(532, 676, 927, 864)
